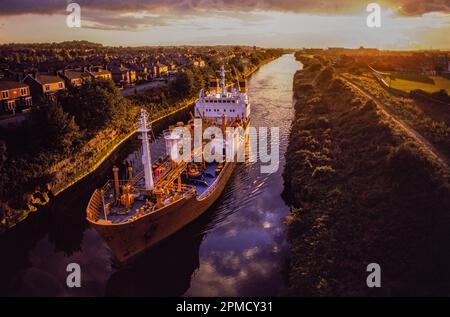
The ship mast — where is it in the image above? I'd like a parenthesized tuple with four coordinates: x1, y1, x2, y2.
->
(138, 109, 154, 191)
(219, 65, 226, 96)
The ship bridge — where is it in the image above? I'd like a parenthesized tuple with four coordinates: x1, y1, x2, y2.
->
(195, 65, 250, 123)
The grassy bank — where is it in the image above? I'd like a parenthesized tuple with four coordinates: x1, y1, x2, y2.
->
(283, 54, 450, 296)
(382, 75, 450, 94)
(341, 72, 450, 160)
(51, 97, 196, 196)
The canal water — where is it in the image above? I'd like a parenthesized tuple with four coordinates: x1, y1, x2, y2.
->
(0, 54, 301, 296)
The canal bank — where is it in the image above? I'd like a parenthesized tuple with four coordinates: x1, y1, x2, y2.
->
(0, 54, 302, 296)
(283, 54, 450, 296)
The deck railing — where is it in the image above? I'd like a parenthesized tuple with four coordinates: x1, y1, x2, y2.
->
(87, 181, 197, 224)
(86, 189, 103, 221)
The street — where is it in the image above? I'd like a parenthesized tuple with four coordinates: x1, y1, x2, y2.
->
(120, 79, 173, 96)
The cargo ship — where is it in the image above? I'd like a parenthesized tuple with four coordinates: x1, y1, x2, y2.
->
(86, 66, 250, 263)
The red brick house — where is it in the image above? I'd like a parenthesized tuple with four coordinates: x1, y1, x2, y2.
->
(23, 74, 65, 103)
(59, 69, 91, 87)
(0, 80, 32, 114)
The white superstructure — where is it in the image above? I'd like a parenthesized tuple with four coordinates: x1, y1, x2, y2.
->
(194, 65, 250, 123)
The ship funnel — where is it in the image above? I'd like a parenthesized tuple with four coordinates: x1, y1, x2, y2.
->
(238, 77, 247, 93)
(209, 78, 219, 92)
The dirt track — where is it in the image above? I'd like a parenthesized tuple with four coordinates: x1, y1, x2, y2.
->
(340, 75, 450, 173)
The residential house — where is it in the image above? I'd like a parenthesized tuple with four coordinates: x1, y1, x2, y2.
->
(86, 67, 112, 81)
(173, 55, 190, 67)
(23, 74, 65, 102)
(152, 62, 169, 78)
(131, 65, 149, 81)
(192, 59, 206, 68)
(109, 65, 137, 86)
(59, 69, 90, 87)
(0, 80, 32, 114)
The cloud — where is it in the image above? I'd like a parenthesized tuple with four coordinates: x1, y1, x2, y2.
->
(1, 0, 449, 16)
(395, 0, 450, 16)
(81, 9, 171, 31)
(0, 0, 448, 31)
(78, 6, 269, 31)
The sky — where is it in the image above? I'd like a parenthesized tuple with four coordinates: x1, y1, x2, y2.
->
(0, 0, 449, 49)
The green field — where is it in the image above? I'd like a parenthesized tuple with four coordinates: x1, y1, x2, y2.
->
(384, 76, 450, 94)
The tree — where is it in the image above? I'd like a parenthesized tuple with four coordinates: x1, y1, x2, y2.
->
(229, 56, 245, 73)
(172, 69, 196, 99)
(32, 102, 81, 154)
(191, 67, 206, 93)
(0, 141, 6, 170)
(61, 80, 131, 132)
(0, 141, 6, 197)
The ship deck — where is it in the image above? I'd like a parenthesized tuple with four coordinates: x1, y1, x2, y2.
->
(188, 162, 219, 197)
(96, 162, 220, 224)
(105, 200, 149, 224)
(98, 186, 154, 224)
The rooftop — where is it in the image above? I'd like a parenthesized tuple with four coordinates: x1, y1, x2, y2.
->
(36, 74, 63, 84)
(0, 80, 28, 90)
(62, 70, 88, 80)
(110, 66, 130, 73)
(89, 69, 111, 76)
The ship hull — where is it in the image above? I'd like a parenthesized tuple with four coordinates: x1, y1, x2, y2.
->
(89, 161, 236, 263)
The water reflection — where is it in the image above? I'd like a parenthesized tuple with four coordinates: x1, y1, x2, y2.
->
(0, 54, 301, 296)
(105, 215, 209, 297)
(185, 55, 301, 296)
